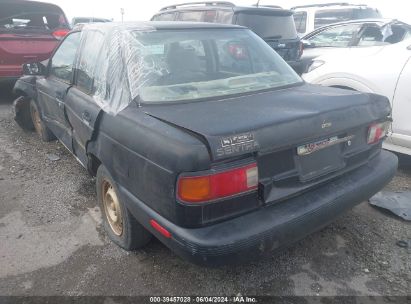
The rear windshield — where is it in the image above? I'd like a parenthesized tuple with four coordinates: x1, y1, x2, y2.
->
(131, 29, 302, 103)
(314, 8, 381, 28)
(236, 12, 298, 40)
(0, 2, 68, 31)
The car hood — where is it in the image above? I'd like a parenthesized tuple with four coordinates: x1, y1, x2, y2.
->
(143, 83, 391, 161)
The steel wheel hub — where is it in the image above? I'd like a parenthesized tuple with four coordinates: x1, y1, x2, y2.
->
(31, 106, 43, 136)
(102, 181, 123, 236)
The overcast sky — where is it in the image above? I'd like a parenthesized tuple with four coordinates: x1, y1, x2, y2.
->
(45, 0, 411, 24)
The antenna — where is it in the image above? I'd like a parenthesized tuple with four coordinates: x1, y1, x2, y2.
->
(256, 0, 260, 7)
(120, 8, 125, 22)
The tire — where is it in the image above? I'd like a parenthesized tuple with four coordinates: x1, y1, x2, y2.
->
(96, 165, 152, 250)
(29, 100, 56, 142)
(12, 96, 34, 131)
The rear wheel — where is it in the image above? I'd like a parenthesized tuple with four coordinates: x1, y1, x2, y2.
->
(96, 165, 152, 250)
(29, 100, 55, 142)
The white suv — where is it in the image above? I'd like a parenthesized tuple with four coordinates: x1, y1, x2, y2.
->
(292, 3, 382, 36)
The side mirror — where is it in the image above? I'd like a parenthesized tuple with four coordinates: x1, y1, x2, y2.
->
(22, 62, 47, 76)
(302, 39, 315, 48)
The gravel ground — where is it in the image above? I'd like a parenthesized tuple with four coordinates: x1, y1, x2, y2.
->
(0, 85, 410, 297)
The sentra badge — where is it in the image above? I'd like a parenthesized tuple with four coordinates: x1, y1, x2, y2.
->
(217, 133, 259, 157)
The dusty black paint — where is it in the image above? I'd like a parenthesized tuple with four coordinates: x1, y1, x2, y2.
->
(12, 22, 398, 265)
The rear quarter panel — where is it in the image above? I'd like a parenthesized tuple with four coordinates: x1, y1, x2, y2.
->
(87, 107, 211, 223)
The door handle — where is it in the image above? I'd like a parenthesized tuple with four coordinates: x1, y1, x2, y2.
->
(82, 111, 91, 123)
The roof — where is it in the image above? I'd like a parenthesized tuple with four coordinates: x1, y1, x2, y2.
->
(156, 2, 292, 16)
(78, 21, 245, 32)
(0, 0, 63, 9)
(292, 3, 372, 10)
(233, 6, 292, 16)
(316, 18, 396, 27)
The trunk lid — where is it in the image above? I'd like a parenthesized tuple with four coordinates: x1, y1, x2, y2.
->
(144, 84, 390, 162)
(144, 84, 390, 203)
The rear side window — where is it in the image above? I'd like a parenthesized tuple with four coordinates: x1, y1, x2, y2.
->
(217, 11, 234, 24)
(314, 9, 353, 28)
(236, 12, 297, 39)
(152, 13, 175, 21)
(203, 11, 217, 22)
(0, 2, 68, 31)
(178, 11, 204, 22)
(293, 11, 307, 34)
(314, 8, 381, 29)
(352, 8, 382, 19)
(50, 32, 81, 82)
(76, 31, 105, 94)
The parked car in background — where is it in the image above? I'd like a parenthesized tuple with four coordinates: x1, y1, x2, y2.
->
(12, 22, 397, 265)
(0, 0, 70, 84)
(292, 3, 382, 37)
(71, 17, 112, 26)
(300, 19, 411, 72)
(151, 1, 303, 73)
(303, 38, 411, 156)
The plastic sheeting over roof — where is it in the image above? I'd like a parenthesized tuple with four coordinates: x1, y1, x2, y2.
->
(75, 23, 157, 115)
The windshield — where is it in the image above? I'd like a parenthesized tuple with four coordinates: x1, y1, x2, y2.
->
(236, 13, 298, 39)
(134, 29, 302, 103)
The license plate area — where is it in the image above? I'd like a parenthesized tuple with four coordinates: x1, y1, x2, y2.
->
(296, 137, 345, 182)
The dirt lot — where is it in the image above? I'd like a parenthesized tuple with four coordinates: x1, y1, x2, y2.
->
(0, 84, 410, 297)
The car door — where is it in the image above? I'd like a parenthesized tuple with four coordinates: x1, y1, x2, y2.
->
(36, 32, 81, 152)
(64, 30, 104, 167)
(302, 23, 362, 68)
(307, 23, 362, 49)
(391, 51, 411, 150)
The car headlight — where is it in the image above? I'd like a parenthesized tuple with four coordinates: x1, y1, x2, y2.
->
(307, 60, 325, 73)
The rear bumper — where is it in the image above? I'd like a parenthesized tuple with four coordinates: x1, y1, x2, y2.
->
(121, 150, 397, 266)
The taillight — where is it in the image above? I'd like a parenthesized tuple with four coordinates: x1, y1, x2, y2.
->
(177, 163, 258, 203)
(367, 121, 389, 144)
(52, 29, 70, 40)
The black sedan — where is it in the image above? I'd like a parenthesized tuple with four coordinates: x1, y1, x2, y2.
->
(12, 22, 397, 266)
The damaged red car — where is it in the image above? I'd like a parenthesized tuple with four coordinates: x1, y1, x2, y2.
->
(13, 22, 397, 266)
(0, 0, 70, 84)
